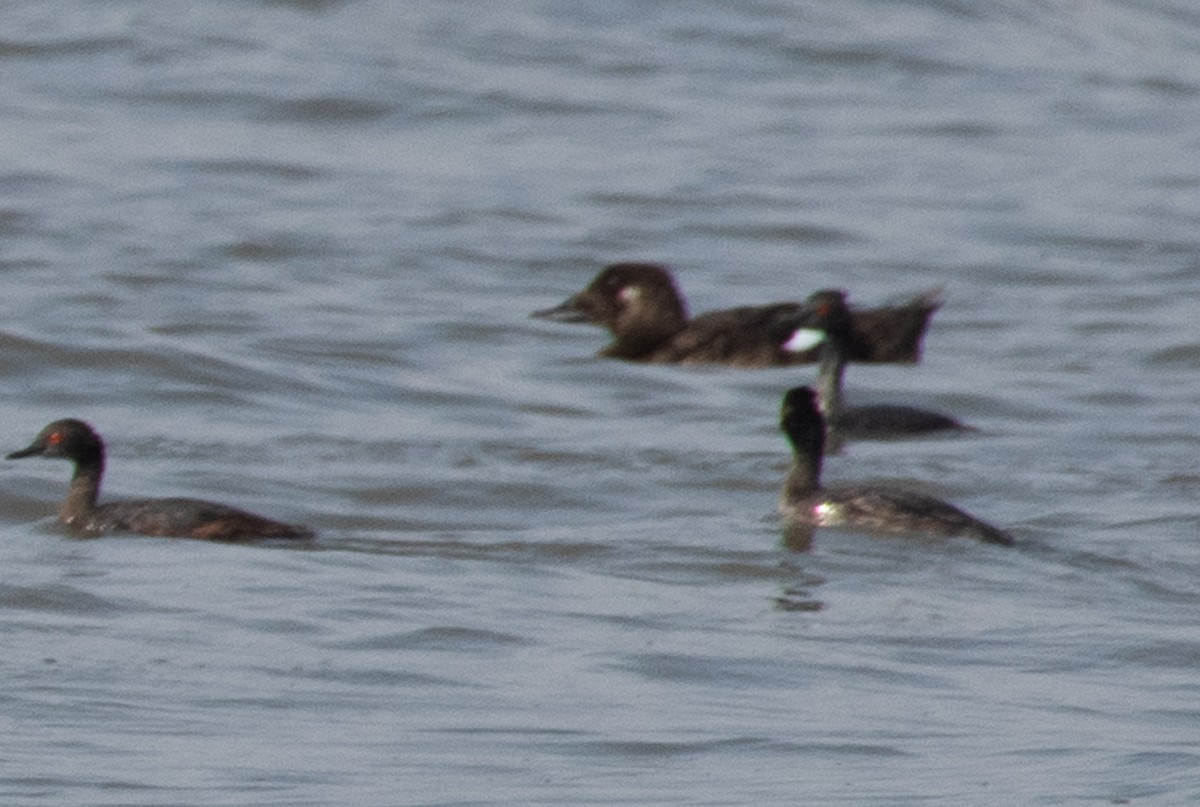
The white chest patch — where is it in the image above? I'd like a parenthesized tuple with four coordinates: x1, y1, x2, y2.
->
(813, 501, 843, 525)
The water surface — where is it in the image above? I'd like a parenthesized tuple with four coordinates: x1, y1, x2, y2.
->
(1, 1, 1199, 804)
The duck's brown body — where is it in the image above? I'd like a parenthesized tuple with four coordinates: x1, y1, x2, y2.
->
(533, 263, 939, 366)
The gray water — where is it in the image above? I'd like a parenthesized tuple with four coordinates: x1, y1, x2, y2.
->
(1, 1, 1199, 804)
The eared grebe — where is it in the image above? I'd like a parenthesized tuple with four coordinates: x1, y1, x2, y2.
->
(7, 419, 314, 541)
(778, 387, 1012, 545)
(793, 289, 971, 445)
(532, 263, 940, 367)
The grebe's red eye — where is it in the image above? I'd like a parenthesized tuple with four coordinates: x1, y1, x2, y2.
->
(47, 432, 63, 445)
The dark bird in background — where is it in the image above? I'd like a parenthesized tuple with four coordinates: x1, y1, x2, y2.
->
(793, 289, 973, 447)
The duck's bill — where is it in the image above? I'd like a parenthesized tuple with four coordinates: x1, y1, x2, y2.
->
(530, 298, 589, 323)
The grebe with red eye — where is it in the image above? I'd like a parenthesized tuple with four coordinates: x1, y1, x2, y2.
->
(7, 419, 313, 541)
(789, 289, 972, 447)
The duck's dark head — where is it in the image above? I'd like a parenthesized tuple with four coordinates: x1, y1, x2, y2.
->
(532, 263, 687, 327)
(8, 419, 104, 464)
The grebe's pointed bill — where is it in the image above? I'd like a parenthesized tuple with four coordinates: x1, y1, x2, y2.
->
(6, 426, 62, 460)
(6, 444, 42, 460)
(7, 419, 85, 460)
(782, 327, 827, 354)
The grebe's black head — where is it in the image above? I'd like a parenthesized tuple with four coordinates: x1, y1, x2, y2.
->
(7, 419, 104, 463)
(803, 289, 853, 333)
(779, 290, 854, 355)
(780, 386, 826, 458)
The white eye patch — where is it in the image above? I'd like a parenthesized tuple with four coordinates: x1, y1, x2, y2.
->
(782, 327, 826, 353)
(618, 285, 641, 303)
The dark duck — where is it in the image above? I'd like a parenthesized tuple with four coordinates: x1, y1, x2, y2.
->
(532, 263, 940, 367)
(792, 289, 972, 445)
(7, 419, 313, 541)
(778, 387, 1012, 546)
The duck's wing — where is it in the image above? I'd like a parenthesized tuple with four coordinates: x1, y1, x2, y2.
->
(656, 303, 816, 366)
(844, 288, 942, 363)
